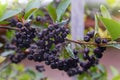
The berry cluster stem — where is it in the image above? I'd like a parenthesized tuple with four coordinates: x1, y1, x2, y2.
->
(0, 26, 19, 31)
(65, 38, 120, 46)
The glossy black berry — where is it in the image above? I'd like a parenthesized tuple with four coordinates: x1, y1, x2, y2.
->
(73, 50, 78, 55)
(9, 18, 18, 27)
(16, 22, 23, 28)
(87, 31, 94, 38)
(102, 39, 108, 44)
(24, 22, 30, 28)
(27, 54, 33, 60)
(84, 48, 89, 54)
(84, 36, 90, 42)
(95, 37, 101, 44)
(95, 53, 103, 58)
(93, 47, 102, 54)
(36, 16, 42, 21)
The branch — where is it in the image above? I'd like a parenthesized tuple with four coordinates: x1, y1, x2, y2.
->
(0, 26, 20, 31)
(65, 38, 120, 46)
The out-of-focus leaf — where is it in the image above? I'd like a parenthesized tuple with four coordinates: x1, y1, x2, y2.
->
(24, 0, 42, 20)
(26, 69, 36, 77)
(100, 5, 111, 19)
(112, 75, 120, 80)
(25, 0, 41, 13)
(0, 3, 7, 17)
(6, 30, 15, 41)
(0, 43, 3, 48)
(92, 72, 101, 79)
(35, 72, 44, 80)
(0, 56, 6, 63)
(34, 10, 45, 17)
(46, 4, 57, 22)
(106, 0, 116, 7)
(18, 74, 31, 80)
(24, 8, 37, 20)
(0, 8, 22, 21)
(78, 73, 92, 80)
(65, 44, 75, 58)
(1, 50, 15, 57)
(107, 41, 120, 49)
(12, 64, 24, 72)
(100, 17, 120, 40)
(94, 14, 99, 35)
(57, 19, 69, 27)
(111, 66, 119, 76)
(24, 0, 53, 20)
(97, 65, 106, 73)
(56, 0, 70, 21)
(60, 48, 70, 59)
(0, 21, 10, 25)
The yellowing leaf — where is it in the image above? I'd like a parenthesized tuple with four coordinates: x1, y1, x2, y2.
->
(98, 28, 111, 38)
(0, 56, 6, 63)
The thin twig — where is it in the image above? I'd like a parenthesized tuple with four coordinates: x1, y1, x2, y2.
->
(0, 26, 20, 31)
(65, 38, 120, 46)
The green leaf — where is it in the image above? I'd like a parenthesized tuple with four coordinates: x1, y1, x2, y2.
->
(56, 0, 70, 21)
(0, 43, 3, 48)
(107, 41, 120, 49)
(0, 21, 10, 25)
(26, 69, 36, 77)
(24, 8, 37, 20)
(112, 75, 120, 80)
(78, 73, 92, 80)
(100, 5, 111, 19)
(111, 66, 119, 76)
(12, 64, 24, 72)
(57, 19, 69, 27)
(106, 0, 116, 7)
(91, 73, 101, 79)
(24, 0, 42, 20)
(0, 56, 6, 63)
(25, 0, 42, 13)
(100, 17, 120, 40)
(65, 44, 75, 58)
(24, 0, 53, 20)
(18, 74, 31, 80)
(0, 3, 7, 17)
(94, 14, 99, 35)
(97, 65, 106, 73)
(1, 50, 15, 57)
(35, 72, 43, 80)
(6, 30, 15, 41)
(0, 8, 22, 21)
(46, 4, 57, 22)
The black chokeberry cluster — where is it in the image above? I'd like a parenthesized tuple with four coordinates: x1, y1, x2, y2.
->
(65, 31, 108, 76)
(5, 16, 108, 77)
(15, 22, 36, 48)
(5, 21, 37, 63)
(9, 18, 18, 27)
